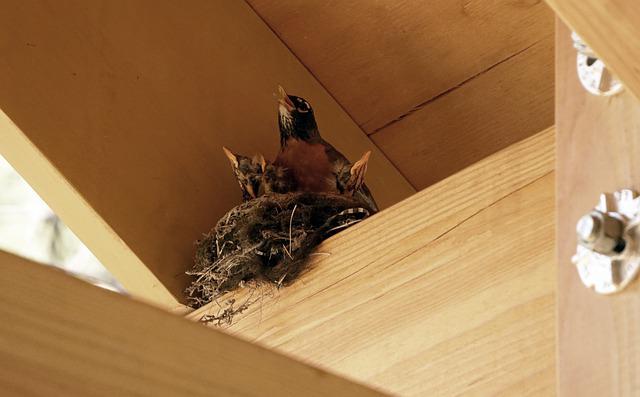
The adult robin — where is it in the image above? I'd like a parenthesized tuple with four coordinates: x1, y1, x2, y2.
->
(274, 86, 379, 212)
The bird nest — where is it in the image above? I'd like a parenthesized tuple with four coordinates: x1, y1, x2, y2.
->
(185, 192, 371, 313)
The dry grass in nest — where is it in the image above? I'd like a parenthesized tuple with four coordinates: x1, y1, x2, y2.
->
(185, 192, 371, 322)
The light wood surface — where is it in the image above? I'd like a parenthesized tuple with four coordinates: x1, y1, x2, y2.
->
(247, 0, 553, 132)
(371, 35, 554, 189)
(0, 249, 384, 397)
(189, 128, 557, 396)
(556, 21, 640, 396)
(248, 0, 555, 188)
(545, 0, 640, 101)
(0, 109, 178, 308)
(0, 0, 414, 307)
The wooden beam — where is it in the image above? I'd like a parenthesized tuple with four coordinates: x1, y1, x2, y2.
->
(188, 128, 556, 396)
(556, 20, 640, 396)
(0, 0, 414, 307)
(0, 249, 384, 397)
(545, 0, 640, 101)
(0, 109, 178, 308)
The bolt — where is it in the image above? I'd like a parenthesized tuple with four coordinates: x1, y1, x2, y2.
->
(576, 211, 625, 255)
(577, 213, 600, 242)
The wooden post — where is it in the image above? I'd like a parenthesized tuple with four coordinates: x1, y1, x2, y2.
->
(545, 0, 640, 101)
(555, 19, 640, 396)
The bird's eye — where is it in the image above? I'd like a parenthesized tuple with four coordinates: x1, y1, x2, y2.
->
(297, 100, 310, 113)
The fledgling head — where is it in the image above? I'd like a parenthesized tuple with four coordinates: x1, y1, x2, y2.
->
(222, 147, 266, 201)
(277, 85, 320, 146)
(337, 151, 371, 196)
(261, 163, 296, 195)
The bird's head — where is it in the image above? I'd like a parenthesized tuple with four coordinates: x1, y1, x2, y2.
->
(261, 163, 296, 195)
(277, 86, 319, 146)
(222, 147, 266, 202)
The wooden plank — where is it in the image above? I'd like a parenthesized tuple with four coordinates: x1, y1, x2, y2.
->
(371, 35, 554, 189)
(188, 128, 556, 396)
(545, 0, 640, 101)
(0, 249, 384, 397)
(0, 110, 178, 307)
(0, 0, 414, 307)
(247, 0, 554, 133)
(556, 20, 640, 396)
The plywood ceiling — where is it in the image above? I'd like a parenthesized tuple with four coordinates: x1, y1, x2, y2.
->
(247, 0, 555, 189)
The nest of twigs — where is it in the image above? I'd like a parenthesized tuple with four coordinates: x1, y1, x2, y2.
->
(185, 192, 371, 310)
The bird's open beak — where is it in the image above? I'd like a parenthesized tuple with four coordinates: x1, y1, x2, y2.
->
(277, 85, 295, 112)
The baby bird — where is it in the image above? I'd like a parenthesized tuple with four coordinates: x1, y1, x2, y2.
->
(275, 86, 379, 212)
(222, 147, 266, 201)
(337, 151, 371, 196)
(261, 162, 297, 195)
(223, 146, 298, 199)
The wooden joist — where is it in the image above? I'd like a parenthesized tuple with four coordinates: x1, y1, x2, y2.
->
(188, 128, 557, 396)
(0, 0, 414, 308)
(0, 249, 383, 397)
(545, 0, 640, 101)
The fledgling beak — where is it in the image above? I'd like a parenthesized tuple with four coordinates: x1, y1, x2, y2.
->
(277, 85, 295, 112)
(222, 146, 238, 168)
(347, 151, 371, 194)
(351, 151, 371, 177)
(254, 153, 267, 172)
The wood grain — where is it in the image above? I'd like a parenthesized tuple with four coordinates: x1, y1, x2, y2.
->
(247, 0, 554, 133)
(189, 128, 557, 396)
(0, 249, 384, 397)
(545, 0, 640, 101)
(371, 35, 554, 189)
(556, 20, 640, 396)
(0, 0, 414, 307)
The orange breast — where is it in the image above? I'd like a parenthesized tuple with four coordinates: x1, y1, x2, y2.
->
(275, 140, 335, 193)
